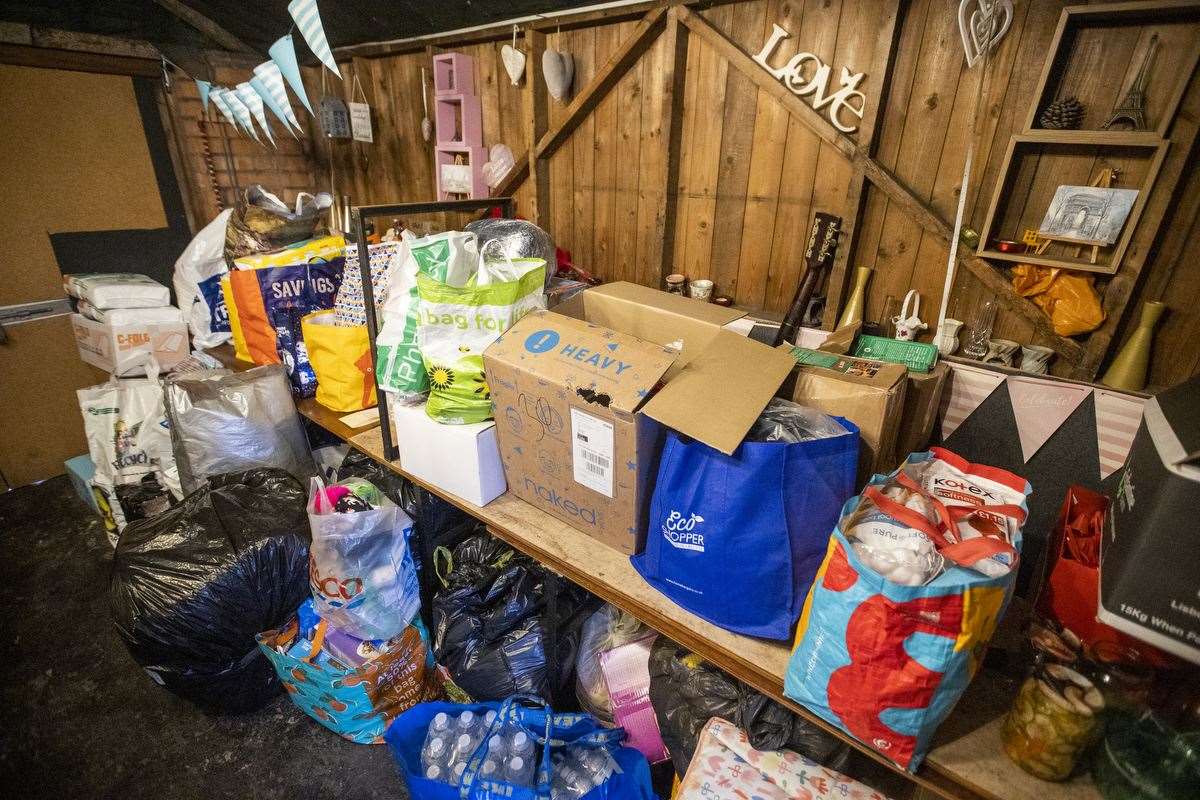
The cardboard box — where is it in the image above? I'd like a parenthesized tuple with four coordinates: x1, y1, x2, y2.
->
(71, 313, 188, 376)
(896, 362, 949, 459)
(484, 282, 794, 553)
(1098, 375, 1200, 665)
(390, 400, 506, 506)
(779, 345, 907, 480)
(64, 454, 100, 515)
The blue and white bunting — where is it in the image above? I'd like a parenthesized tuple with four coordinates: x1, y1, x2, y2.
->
(195, 79, 212, 113)
(222, 88, 261, 142)
(208, 87, 241, 132)
(252, 61, 303, 134)
(236, 82, 275, 145)
(269, 34, 316, 116)
(288, 0, 341, 78)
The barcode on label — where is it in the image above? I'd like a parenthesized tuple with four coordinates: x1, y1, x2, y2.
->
(570, 408, 615, 498)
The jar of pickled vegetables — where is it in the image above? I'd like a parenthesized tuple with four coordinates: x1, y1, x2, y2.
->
(1002, 663, 1106, 780)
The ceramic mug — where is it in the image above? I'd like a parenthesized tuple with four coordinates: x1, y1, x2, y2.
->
(984, 338, 1020, 366)
(935, 318, 963, 356)
(1020, 344, 1054, 374)
(689, 279, 714, 302)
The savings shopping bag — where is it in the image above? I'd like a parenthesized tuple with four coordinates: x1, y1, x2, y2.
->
(228, 235, 346, 366)
(632, 400, 858, 640)
(308, 477, 421, 641)
(784, 449, 1029, 771)
(301, 310, 377, 412)
(417, 244, 545, 424)
(257, 599, 443, 744)
(384, 695, 655, 800)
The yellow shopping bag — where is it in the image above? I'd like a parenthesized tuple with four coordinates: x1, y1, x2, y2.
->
(301, 310, 377, 412)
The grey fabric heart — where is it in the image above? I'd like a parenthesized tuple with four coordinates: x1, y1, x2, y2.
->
(542, 49, 574, 102)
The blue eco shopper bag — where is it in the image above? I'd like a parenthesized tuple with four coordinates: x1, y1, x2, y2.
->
(632, 399, 858, 640)
(385, 694, 654, 800)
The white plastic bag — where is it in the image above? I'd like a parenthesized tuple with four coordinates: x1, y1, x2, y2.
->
(173, 208, 234, 348)
(307, 477, 421, 640)
(64, 273, 170, 309)
(375, 230, 429, 397)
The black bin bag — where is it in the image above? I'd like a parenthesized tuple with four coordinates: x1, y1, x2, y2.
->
(431, 534, 596, 702)
(648, 637, 850, 776)
(109, 468, 311, 714)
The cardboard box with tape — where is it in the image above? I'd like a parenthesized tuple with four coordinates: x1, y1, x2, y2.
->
(71, 313, 188, 376)
(483, 282, 794, 554)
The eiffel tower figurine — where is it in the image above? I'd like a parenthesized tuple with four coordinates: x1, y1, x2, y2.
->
(1104, 34, 1158, 130)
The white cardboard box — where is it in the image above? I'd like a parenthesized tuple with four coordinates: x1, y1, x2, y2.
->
(389, 399, 506, 506)
(71, 313, 188, 376)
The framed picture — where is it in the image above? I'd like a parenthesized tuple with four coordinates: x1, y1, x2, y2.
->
(440, 162, 473, 195)
(1038, 185, 1140, 245)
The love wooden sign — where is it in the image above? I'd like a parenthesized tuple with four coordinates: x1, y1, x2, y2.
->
(752, 23, 866, 134)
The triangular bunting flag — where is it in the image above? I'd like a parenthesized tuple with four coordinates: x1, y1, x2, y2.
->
(250, 75, 295, 137)
(253, 61, 303, 134)
(223, 89, 261, 142)
(269, 34, 315, 116)
(288, 0, 341, 78)
(939, 362, 1005, 441)
(1094, 389, 1146, 479)
(236, 82, 275, 145)
(1006, 376, 1090, 463)
(195, 79, 212, 113)
(208, 88, 241, 133)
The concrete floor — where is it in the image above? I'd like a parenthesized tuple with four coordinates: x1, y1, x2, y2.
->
(0, 476, 407, 800)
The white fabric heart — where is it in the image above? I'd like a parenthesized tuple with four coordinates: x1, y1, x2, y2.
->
(958, 0, 1012, 68)
(501, 44, 526, 86)
(482, 144, 516, 188)
(542, 49, 574, 102)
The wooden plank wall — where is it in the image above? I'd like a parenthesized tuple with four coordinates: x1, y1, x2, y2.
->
(201, 0, 1200, 388)
(166, 63, 319, 224)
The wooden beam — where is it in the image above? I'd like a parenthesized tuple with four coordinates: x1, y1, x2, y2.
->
(656, 7, 691, 280)
(0, 42, 160, 77)
(30, 27, 160, 60)
(675, 5, 1084, 364)
(151, 0, 256, 55)
(822, 0, 905, 330)
(534, 7, 668, 162)
(524, 27, 550, 226)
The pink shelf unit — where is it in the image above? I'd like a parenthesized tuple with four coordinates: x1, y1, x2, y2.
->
(435, 145, 488, 200)
(432, 52, 474, 96)
(434, 93, 482, 147)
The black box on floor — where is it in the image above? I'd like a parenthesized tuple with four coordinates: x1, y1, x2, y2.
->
(1099, 374, 1200, 665)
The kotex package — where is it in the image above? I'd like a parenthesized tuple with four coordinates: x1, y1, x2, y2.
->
(416, 238, 545, 424)
(64, 273, 170, 309)
(257, 598, 442, 744)
(173, 208, 234, 348)
(307, 477, 421, 641)
(784, 448, 1030, 771)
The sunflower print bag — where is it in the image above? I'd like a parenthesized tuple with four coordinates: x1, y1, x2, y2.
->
(415, 245, 545, 424)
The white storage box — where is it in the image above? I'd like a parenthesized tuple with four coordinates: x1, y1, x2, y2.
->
(389, 399, 506, 506)
(70, 313, 188, 376)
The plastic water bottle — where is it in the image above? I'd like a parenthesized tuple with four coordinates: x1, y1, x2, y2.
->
(571, 747, 614, 785)
(484, 735, 508, 763)
(478, 758, 500, 782)
(455, 710, 480, 735)
(508, 730, 534, 761)
(429, 711, 452, 736)
(482, 709, 498, 728)
(504, 755, 534, 786)
(424, 764, 444, 783)
(550, 764, 593, 800)
(450, 761, 467, 787)
(451, 732, 480, 764)
(420, 735, 450, 771)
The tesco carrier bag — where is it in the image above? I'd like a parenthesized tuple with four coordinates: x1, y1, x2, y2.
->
(308, 477, 421, 641)
(632, 399, 858, 640)
(784, 448, 1029, 771)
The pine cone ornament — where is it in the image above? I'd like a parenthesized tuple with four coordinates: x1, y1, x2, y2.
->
(1040, 97, 1085, 129)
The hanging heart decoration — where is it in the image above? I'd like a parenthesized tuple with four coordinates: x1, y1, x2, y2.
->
(482, 144, 516, 188)
(542, 49, 574, 103)
(502, 27, 526, 86)
(958, 0, 1012, 68)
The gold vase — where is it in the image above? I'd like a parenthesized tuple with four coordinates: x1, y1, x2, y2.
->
(837, 266, 872, 329)
(1101, 301, 1165, 392)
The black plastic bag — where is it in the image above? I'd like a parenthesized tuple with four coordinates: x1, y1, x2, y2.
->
(109, 468, 311, 714)
(431, 534, 595, 702)
(648, 638, 850, 776)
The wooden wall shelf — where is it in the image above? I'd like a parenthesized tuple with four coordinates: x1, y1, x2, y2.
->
(977, 0, 1200, 278)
